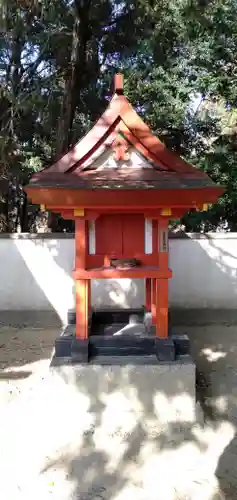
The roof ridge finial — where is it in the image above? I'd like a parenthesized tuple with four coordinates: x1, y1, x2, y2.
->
(114, 73, 124, 94)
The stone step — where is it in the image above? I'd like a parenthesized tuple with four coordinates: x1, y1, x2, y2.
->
(89, 334, 155, 347)
(89, 354, 158, 365)
(89, 333, 155, 357)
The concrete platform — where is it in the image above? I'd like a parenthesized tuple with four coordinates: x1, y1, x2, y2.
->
(51, 356, 199, 424)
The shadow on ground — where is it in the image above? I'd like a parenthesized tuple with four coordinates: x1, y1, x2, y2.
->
(175, 324, 237, 500)
(0, 369, 32, 380)
(0, 322, 236, 499)
(1, 323, 237, 498)
(40, 364, 210, 500)
(38, 325, 237, 500)
(0, 326, 58, 372)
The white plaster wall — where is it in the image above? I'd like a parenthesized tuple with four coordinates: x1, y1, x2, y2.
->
(169, 234, 237, 308)
(1, 233, 237, 323)
(0, 236, 75, 324)
(0, 235, 144, 323)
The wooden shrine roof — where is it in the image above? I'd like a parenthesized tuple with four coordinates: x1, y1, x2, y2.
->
(26, 74, 224, 197)
(29, 169, 217, 191)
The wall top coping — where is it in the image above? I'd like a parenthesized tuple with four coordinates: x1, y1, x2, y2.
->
(0, 232, 236, 240)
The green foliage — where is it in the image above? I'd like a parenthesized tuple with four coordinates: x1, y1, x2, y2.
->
(126, 0, 237, 232)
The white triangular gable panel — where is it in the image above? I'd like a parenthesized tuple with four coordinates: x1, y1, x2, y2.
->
(90, 147, 153, 170)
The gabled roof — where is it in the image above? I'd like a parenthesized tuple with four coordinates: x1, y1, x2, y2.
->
(27, 74, 224, 195)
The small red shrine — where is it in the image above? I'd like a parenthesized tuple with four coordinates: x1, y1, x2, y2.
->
(25, 74, 224, 362)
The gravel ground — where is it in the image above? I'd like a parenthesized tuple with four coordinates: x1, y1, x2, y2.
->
(0, 324, 237, 499)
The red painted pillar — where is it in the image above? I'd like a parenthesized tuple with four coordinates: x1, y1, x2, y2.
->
(145, 278, 152, 311)
(156, 217, 169, 337)
(75, 218, 90, 339)
(151, 278, 157, 326)
(156, 278, 168, 338)
(76, 279, 90, 339)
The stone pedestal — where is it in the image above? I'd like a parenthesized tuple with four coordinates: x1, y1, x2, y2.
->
(51, 356, 198, 424)
(43, 356, 205, 499)
(50, 308, 199, 428)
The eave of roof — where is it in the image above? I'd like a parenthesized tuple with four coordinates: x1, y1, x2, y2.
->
(28, 169, 222, 192)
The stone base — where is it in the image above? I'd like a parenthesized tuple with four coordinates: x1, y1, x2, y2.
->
(52, 308, 190, 366)
(50, 357, 198, 424)
(46, 359, 204, 499)
(51, 308, 199, 425)
(53, 330, 189, 364)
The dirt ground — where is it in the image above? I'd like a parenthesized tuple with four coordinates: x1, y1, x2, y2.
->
(0, 323, 237, 499)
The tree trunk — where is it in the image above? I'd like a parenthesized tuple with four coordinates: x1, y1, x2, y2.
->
(56, 0, 92, 156)
(4, 22, 24, 231)
(52, 1, 92, 232)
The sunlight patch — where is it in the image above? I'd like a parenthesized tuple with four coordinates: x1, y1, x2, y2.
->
(202, 348, 226, 362)
(153, 392, 195, 423)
